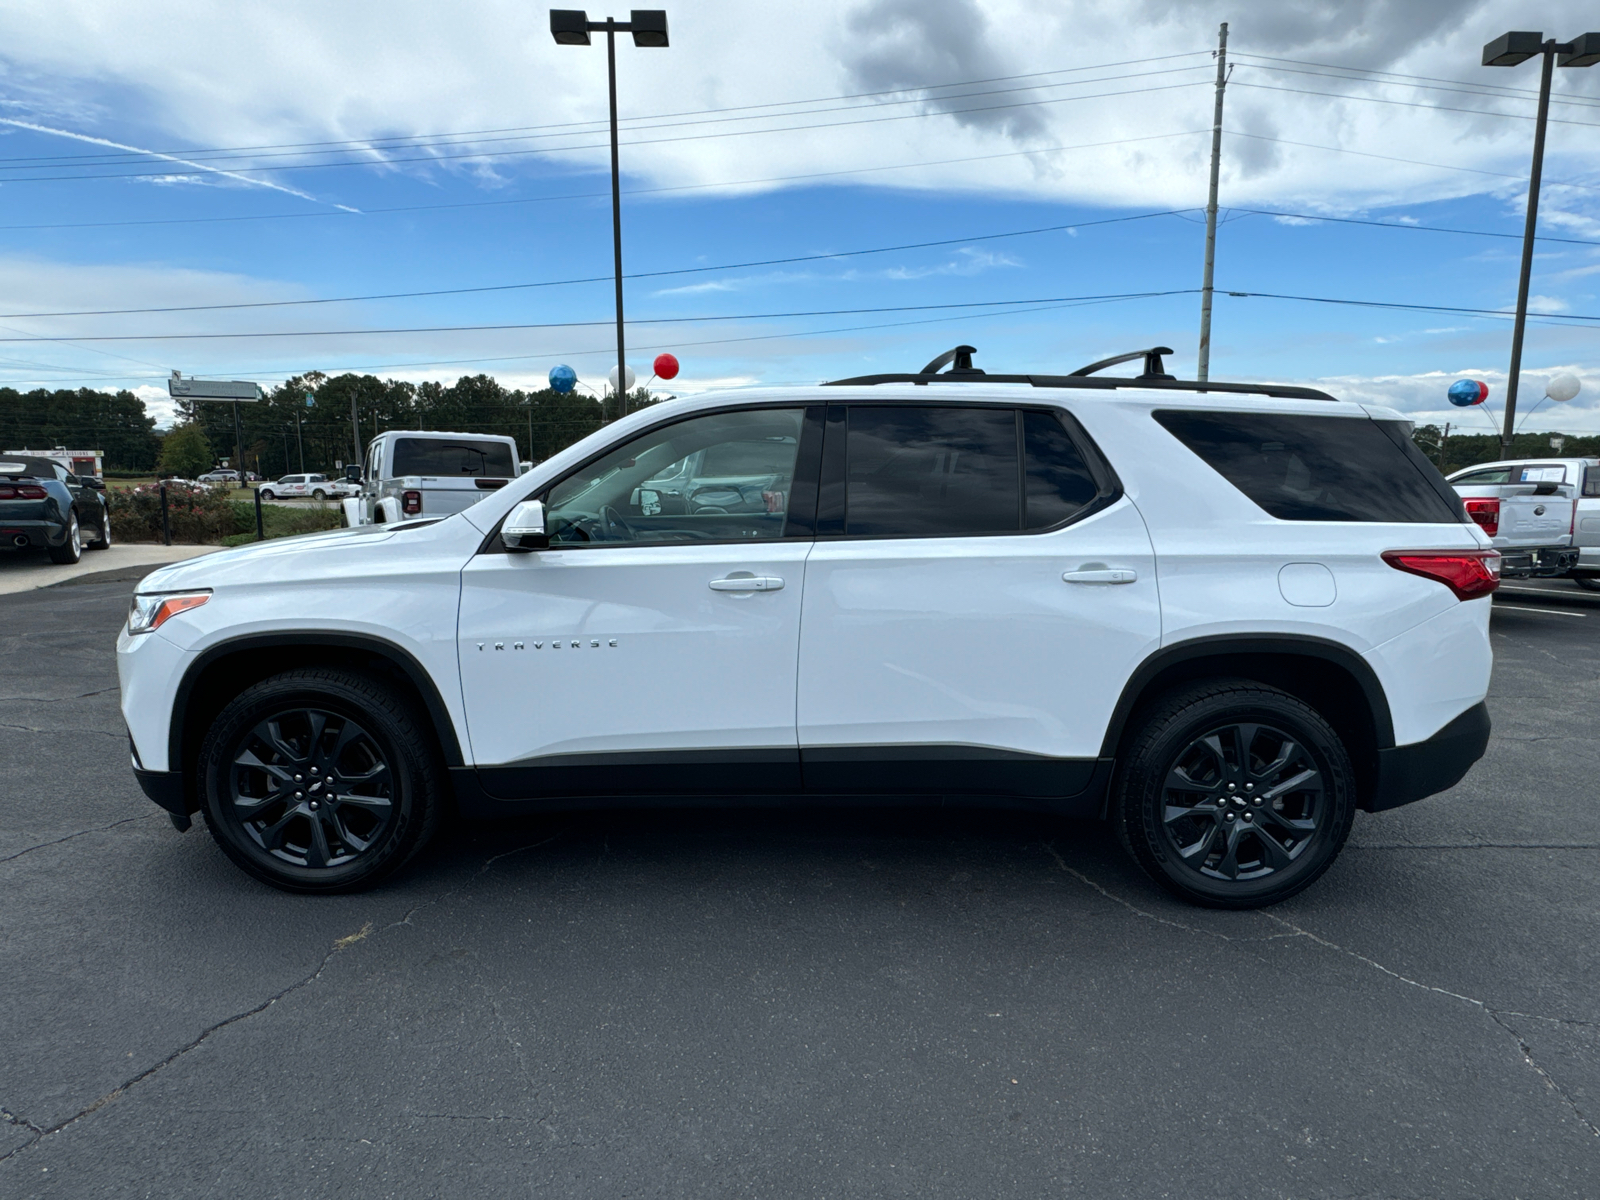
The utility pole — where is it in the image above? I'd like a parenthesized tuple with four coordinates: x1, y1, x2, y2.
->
(1196, 21, 1229, 383)
(294, 404, 305, 473)
(349, 395, 362, 471)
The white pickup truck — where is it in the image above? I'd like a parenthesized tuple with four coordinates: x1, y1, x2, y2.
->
(342, 430, 524, 526)
(1447, 458, 1592, 579)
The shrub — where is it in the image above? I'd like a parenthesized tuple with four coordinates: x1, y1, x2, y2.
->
(109, 482, 239, 544)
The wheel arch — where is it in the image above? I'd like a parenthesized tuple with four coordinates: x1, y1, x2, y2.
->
(170, 633, 465, 806)
(1101, 635, 1394, 810)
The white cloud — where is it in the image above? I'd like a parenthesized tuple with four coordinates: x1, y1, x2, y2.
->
(0, 0, 1595, 214)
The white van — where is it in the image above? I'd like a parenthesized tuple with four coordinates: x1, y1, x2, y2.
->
(342, 430, 523, 526)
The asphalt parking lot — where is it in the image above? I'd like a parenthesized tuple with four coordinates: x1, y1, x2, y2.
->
(2, 578, 1597, 1198)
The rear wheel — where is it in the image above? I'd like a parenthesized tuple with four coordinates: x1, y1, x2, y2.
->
(198, 668, 445, 893)
(47, 511, 82, 564)
(1573, 574, 1600, 592)
(312, 488, 327, 501)
(1113, 680, 1356, 909)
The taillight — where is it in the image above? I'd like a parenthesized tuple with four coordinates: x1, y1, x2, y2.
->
(1463, 497, 1499, 537)
(1383, 550, 1501, 600)
(401, 490, 422, 515)
(0, 484, 47, 500)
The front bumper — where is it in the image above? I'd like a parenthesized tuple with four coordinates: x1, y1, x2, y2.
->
(1367, 702, 1490, 812)
(1499, 546, 1579, 577)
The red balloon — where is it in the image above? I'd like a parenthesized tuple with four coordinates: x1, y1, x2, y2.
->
(653, 353, 680, 381)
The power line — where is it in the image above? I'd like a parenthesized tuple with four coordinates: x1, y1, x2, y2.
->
(0, 63, 1215, 174)
(1232, 57, 1600, 113)
(1229, 51, 1600, 109)
(0, 210, 1191, 319)
(0, 80, 1215, 184)
(1223, 289, 1600, 323)
(0, 51, 1212, 168)
(1233, 207, 1600, 247)
(1230, 77, 1600, 130)
(0, 290, 1205, 343)
(0, 129, 1211, 232)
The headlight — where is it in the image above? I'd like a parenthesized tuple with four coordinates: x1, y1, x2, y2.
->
(128, 591, 211, 635)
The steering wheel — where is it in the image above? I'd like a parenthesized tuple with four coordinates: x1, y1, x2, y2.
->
(597, 505, 635, 541)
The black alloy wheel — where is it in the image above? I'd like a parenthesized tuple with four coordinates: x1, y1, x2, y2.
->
(199, 669, 444, 892)
(1114, 681, 1355, 908)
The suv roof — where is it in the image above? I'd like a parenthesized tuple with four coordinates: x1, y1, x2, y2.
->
(824, 344, 1335, 402)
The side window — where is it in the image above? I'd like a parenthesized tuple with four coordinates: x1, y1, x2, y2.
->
(1023, 410, 1099, 529)
(544, 408, 807, 546)
(1584, 468, 1600, 498)
(1452, 468, 1512, 486)
(842, 406, 1018, 537)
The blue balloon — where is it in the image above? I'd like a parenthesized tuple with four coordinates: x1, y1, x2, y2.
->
(1448, 378, 1487, 407)
(549, 364, 577, 394)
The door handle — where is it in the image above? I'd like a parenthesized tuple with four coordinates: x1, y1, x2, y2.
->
(1062, 567, 1138, 584)
(709, 575, 784, 592)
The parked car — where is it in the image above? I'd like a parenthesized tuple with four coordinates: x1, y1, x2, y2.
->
(259, 473, 358, 502)
(121, 345, 1494, 908)
(0, 456, 111, 563)
(1446, 459, 1582, 578)
(197, 470, 241, 484)
(341, 430, 522, 526)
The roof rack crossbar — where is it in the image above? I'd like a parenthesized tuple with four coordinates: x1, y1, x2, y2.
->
(1067, 346, 1175, 380)
(820, 373, 1335, 401)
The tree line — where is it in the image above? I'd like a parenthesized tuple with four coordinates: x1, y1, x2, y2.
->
(0, 387, 161, 471)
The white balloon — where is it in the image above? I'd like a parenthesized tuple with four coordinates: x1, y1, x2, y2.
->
(1545, 373, 1581, 403)
(607, 364, 637, 393)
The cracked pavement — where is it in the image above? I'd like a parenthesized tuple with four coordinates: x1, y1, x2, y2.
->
(0, 579, 1596, 1197)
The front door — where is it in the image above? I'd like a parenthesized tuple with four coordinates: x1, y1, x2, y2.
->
(795, 403, 1161, 801)
(458, 405, 821, 799)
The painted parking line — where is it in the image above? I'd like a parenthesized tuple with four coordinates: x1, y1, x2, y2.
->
(1492, 604, 1586, 618)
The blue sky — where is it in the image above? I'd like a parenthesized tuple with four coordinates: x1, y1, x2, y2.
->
(0, 0, 1596, 432)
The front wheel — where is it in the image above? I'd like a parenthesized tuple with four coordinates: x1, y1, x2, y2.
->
(198, 668, 445, 893)
(47, 511, 82, 564)
(1113, 680, 1356, 909)
(259, 489, 276, 501)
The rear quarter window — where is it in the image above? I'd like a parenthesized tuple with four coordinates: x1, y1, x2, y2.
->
(392, 438, 516, 477)
(1154, 410, 1465, 523)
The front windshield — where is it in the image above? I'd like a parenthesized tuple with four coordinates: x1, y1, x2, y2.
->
(544, 408, 805, 546)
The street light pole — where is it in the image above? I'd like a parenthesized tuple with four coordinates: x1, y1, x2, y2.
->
(1483, 30, 1600, 452)
(552, 9, 670, 422)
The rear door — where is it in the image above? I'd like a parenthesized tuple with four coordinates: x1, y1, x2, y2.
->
(1578, 464, 1600, 563)
(794, 403, 1159, 801)
(1500, 463, 1574, 546)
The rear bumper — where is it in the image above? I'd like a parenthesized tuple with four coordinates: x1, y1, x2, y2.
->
(0, 518, 66, 549)
(1499, 545, 1579, 577)
(1367, 702, 1490, 812)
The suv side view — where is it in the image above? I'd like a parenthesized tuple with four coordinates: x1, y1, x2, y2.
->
(119, 347, 1495, 908)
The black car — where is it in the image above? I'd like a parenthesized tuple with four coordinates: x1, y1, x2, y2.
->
(0, 456, 111, 564)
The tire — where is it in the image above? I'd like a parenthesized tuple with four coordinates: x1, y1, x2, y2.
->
(86, 508, 111, 550)
(197, 668, 445, 893)
(312, 488, 327, 501)
(1112, 680, 1356, 909)
(47, 511, 82, 564)
(259, 489, 276, 502)
(1573, 574, 1600, 593)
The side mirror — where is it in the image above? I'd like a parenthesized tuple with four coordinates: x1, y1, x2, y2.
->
(83, 477, 106, 491)
(502, 499, 549, 551)
(345, 464, 362, 482)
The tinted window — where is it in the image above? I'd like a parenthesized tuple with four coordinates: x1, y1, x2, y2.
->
(546, 408, 805, 546)
(1024, 410, 1099, 528)
(1155, 411, 1464, 523)
(844, 407, 1018, 537)
(392, 438, 516, 477)
(1584, 468, 1600, 499)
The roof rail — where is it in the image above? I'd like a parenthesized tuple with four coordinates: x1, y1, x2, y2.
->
(823, 344, 1334, 400)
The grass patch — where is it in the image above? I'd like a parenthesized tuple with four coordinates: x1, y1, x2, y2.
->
(219, 500, 342, 547)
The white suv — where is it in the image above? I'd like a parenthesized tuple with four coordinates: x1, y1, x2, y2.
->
(118, 347, 1497, 908)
